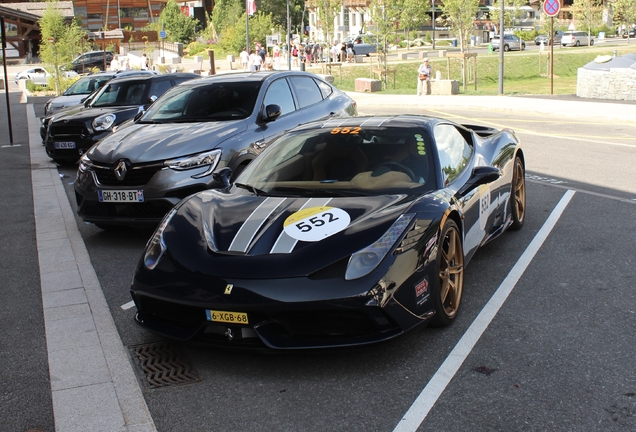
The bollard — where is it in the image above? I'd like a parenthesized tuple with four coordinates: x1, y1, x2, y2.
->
(300, 62, 305, 72)
(208, 49, 216, 75)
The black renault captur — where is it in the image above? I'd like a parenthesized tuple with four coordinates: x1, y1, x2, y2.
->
(44, 73, 200, 165)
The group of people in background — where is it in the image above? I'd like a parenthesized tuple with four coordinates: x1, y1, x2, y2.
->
(240, 42, 282, 71)
(108, 53, 150, 72)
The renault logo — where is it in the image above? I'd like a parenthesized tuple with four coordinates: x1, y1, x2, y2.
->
(224, 284, 233, 295)
(114, 160, 128, 181)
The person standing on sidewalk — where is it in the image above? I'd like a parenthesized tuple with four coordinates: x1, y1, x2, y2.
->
(417, 58, 431, 96)
(240, 47, 249, 71)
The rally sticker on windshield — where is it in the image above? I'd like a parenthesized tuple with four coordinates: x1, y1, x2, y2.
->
(283, 206, 350, 242)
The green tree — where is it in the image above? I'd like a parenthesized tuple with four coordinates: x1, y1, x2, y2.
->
(570, 0, 603, 45)
(399, 0, 430, 48)
(159, 0, 199, 44)
(307, 0, 342, 44)
(217, 12, 276, 55)
(257, 0, 305, 30)
(613, 0, 636, 43)
(440, 0, 479, 52)
(368, 0, 401, 88)
(38, 1, 85, 94)
(490, 0, 526, 33)
(212, 0, 243, 35)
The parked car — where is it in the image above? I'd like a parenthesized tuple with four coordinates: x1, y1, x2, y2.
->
(491, 35, 525, 51)
(14, 67, 78, 85)
(344, 35, 382, 57)
(73, 71, 358, 228)
(534, 31, 563, 46)
(71, 50, 115, 73)
(128, 115, 525, 349)
(43, 70, 157, 117)
(561, 31, 594, 46)
(44, 73, 200, 164)
(621, 29, 636, 38)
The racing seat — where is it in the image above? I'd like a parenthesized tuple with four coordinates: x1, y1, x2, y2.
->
(312, 142, 368, 181)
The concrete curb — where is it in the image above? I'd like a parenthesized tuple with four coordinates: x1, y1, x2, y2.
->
(27, 104, 156, 432)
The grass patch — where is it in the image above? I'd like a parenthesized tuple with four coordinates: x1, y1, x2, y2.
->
(316, 45, 635, 96)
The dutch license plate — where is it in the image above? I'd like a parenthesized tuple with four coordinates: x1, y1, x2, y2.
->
(98, 189, 144, 203)
(206, 310, 249, 324)
(54, 141, 76, 149)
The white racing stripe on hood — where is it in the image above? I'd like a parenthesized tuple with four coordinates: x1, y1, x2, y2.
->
(228, 197, 286, 253)
(270, 197, 332, 254)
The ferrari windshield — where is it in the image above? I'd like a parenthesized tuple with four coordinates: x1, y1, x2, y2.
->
(91, 81, 149, 107)
(237, 126, 436, 196)
(140, 82, 261, 122)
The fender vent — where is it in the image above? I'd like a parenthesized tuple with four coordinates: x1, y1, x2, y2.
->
(129, 342, 202, 389)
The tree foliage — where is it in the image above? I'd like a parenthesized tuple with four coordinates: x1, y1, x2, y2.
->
(399, 0, 431, 36)
(306, 0, 342, 44)
(368, 0, 401, 88)
(490, 0, 526, 33)
(217, 12, 276, 55)
(570, 0, 603, 44)
(440, 0, 479, 52)
(38, 1, 85, 67)
(158, 0, 199, 44)
(257, 0, 306, 30)
(212, 0, 244, 35)
(613, 0, 636, 42)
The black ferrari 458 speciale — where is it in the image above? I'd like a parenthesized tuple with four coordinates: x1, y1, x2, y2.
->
(130, 115, 526, 349)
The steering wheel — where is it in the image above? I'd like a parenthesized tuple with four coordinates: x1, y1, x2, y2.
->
(372, 162, 417, 182)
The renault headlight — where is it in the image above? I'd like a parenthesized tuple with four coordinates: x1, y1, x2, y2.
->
(143, 208, 178, 270)
(78, 154, 93, 172)
(92, 113, 116, 131)
(345, 213, 416, 280)
(164, 149, 222, 178)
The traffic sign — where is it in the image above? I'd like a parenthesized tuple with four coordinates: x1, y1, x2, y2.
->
(543, 0, 560, 17)
(160, 31, 167, 39)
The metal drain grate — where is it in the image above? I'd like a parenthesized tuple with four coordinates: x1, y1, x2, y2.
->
(129, 341, 202, 389)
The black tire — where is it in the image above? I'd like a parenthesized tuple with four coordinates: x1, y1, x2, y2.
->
(504, 44, 510, 52)
(430, 219, 464, 327)
(590, 39, 594, 46)
(509, 156, 526, 230)
(575, 40, 580, 47)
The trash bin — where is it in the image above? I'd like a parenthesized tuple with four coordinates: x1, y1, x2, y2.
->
(599, 31, 605, 39)
(300, 62, 305, 71)
(452, 39, 458, 47)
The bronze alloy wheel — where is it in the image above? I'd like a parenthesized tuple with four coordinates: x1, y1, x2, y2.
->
(510, 156, 526, 230)
(431, 219, 464, 327)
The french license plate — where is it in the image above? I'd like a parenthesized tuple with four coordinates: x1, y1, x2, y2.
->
(54, 141, 76, 149)
(98, 189, 144, 202)
(206, 310, 249, 324)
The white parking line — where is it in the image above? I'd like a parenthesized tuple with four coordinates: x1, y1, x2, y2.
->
(393, 190, 576, 432)
(121, 300, 136, 310)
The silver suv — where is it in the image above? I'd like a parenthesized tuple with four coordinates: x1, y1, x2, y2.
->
(561, 31, 594, 47)
(491, 35, 526, 52)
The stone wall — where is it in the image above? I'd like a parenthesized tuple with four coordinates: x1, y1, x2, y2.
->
(577, 68, 636, 101)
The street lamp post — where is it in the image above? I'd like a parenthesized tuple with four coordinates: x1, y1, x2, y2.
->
(432, 0, 435, 50)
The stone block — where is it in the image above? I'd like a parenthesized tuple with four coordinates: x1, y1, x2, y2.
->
(355, 78, 382, 92)
(438, 50, 447, 57)
(418, 51, 429, 59)
(355, 55, 365, 63)
(430, 80, 459, 95)
(170, 56, 181, 64)
(399, 52, 409, 60)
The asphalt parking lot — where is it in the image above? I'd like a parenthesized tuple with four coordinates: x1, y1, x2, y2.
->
(46, 105, 636, 431)
(2, 91, 635, 431)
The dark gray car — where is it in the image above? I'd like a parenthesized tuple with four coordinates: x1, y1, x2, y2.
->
(74, 71, 358, 228)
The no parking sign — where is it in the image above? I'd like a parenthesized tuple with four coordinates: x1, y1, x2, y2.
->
(543, 0, 560, 17)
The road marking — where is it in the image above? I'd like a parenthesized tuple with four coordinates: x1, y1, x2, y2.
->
(121, 300, 136, 310)
(393, 190, 576, 432)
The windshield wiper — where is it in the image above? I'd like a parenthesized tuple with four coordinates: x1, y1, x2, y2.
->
(234, 182, 267, 196)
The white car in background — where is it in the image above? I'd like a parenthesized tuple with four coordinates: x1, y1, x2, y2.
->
(561, 31, 595, 46)
(14, 67, 78, 85)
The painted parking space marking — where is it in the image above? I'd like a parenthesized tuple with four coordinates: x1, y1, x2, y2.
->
(393, 190, 576, 432)
(121, 300, 136, 310)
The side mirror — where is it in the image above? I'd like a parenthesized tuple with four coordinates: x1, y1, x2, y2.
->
(212, 167, 233, 189)
(261, 104, 282, 123)
(133, 110, 145, 122)
(455, 166, 501, 197)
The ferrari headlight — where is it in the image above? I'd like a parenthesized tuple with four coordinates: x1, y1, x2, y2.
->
(345, 213, 416, 280)
(164, 149, 222, 178)
(143, 208, 177, 270)
(92, 113, 116, 131)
